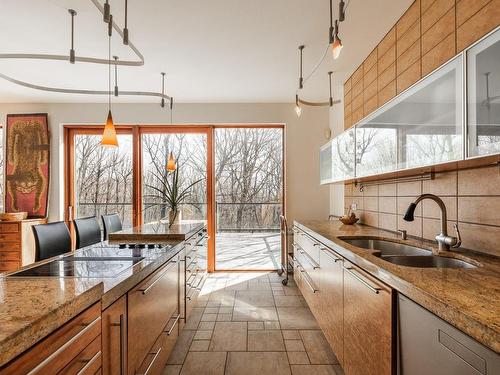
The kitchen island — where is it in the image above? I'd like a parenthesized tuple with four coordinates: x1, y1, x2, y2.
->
(0, 221, 207, 374)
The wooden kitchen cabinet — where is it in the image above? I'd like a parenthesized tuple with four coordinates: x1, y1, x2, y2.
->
(127, 255, 179, 375)
(0, 303, 102, 375)
(317, 247, 344, 365)
(102, 295, 127, 375)
(343, 261, 393, 375)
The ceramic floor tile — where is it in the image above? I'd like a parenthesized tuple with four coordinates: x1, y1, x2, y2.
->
(219, 307, 233, 314)
(290, 364, 338, 375)
(287, 351, 310, 365)
(198, 321, 216, 330)
(264, 321, 281, 330)
(209, 321, 247, 351)
(194, 330, 213, 340)
(167, 329, 196, 365)
(201, 313, 218, 322)
(189, 340, 210, 351)
(282, 330, 301, 340)
(216, 313, 232, 321)
(162, 364, 182, 375)
(180, 352, 227, 375)
(248, 321, 264, 330)
(285, 340, 306, 351)
(283, 287, 301, 296)
(299, 330, 338, 364)
(232, 306, 279, 321)
(225, 352, 291, 375)
(277, 308, 319, 330)
(235, 290, 275, 307)
(204, 307, 219, 314)
(248, 330, 285, 351)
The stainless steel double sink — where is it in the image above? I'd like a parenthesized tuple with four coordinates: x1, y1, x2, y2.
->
(339, 238, 476, 269)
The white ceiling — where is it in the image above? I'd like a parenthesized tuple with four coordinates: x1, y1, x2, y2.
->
(0, 0, 412, 103)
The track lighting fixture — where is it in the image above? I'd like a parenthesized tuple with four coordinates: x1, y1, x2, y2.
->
(161, 72, 166, 108)
(339, 0, 346, 22)
(123, 0, 129, 45)
(295, 95, 302, 117)
(103, 0, 111, 23)
(68, 9, 76, 64)
(332, 20, 343, 60)
(298, 45, 304, 89)
(113, 56, 119, 96)
(108, 14, 113, 37)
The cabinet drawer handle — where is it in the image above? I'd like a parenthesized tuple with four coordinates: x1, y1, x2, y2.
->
(321, 248, 342, 262)
(165, 314, 181, 336)
(344, 267, 382, 294)
(139, 261, 176, 295)
(28, 316, 101, 375)
(76, 351, 101, 375)
(136, 348, 162, 375)
(111, 314, 126, 375)
(298, 249, 320, 269)
(300, 269, 318, 293)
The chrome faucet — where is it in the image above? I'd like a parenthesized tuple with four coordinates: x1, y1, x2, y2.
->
(403, 194, 461, 251)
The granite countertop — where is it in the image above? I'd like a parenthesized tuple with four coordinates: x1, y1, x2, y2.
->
(295, 220, 500, 353)
(0, 221, 205, 367)
(109, 220, 206, 242)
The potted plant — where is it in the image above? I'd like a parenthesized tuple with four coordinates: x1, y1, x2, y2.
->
(144, 153, 202, 226)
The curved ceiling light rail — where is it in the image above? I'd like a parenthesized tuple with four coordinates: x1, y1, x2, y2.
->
(0, 0, 144, 67)
(0, 72, 172, 101)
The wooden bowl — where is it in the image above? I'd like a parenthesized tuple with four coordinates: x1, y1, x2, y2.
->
(0, 212, 28, 221)
(339, 216, 359, 225)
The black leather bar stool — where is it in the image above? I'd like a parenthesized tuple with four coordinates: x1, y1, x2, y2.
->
(32, 221, 72, 261)
(101, 213, 123, 240)
(73, 216, 102, 249)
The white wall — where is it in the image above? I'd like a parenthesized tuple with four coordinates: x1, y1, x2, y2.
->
(0, 102, 330, 224)
(329, 85, 345, 217)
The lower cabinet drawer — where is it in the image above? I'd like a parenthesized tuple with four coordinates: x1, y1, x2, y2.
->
(127, 258, 179, 375)
(0, 234, 19, 242)
(0, 242, 20, 251)
(0, 303, 101, 375)
(0, 261, 20, 272)
(0, 251, 20, 261)
(59, 335, 102, 375)
(0, 223, 19, 233)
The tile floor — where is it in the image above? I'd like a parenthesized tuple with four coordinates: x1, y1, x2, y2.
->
(164, 272, 344, 375)
(215, 233, 281, 270)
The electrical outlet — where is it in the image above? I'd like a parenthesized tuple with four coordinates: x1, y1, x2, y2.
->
(351, 203, 357, 211)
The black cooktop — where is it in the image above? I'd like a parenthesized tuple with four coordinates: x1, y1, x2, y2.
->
(11, 257, 145, 278)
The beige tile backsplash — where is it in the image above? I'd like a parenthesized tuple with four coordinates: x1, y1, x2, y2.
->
(344, 165, 500, 257)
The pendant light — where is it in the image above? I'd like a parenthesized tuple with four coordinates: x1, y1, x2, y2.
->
(166, 152, 177, 172)
(332, 20, 343, 60)
(295, 95, 302, 117)
(329, 0, 344, 60)
(102, 17, 118, 147)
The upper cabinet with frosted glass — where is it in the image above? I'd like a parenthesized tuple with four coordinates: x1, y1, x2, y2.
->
(320, 128, 355, 183)
(467, 29, 500, 158)
(355, 54, 463, 178)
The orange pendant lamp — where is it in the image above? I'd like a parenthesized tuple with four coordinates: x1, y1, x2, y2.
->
(166, 152, 177, 172)
(101, 14, 118, 147)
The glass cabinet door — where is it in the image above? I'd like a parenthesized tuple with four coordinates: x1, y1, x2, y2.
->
(467, 28, 500, 158)
(332, 127, 355, 182)
(320, 141, 333, 184)
(355, 55, 463, 178)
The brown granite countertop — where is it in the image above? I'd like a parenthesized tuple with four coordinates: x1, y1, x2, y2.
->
(0, 220, 205, 367)
(295, 220, 500, 353)
(109, 220, 206, 243)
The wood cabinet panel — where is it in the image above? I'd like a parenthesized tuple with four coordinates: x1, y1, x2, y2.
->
(344, 89, 352, 106)
(363, 64, 378, 87)
(363, 80, 378, 102)
(378, 45, 396, 75)
(0, 242, 20, 251)
(421, 0, 436, 14)
(364, 49, 378, 73)
(127, 258, 178, 375)
(59, 335, 101, 375)
(102, 295, 127, 375)
(422, 32, 456, 75)
(378, 28, 396, 57)
(421, 0, 455, 32)
(344, 115, 352, 130)
(364, 95, 378, 117)
(343, 262, 393, 375)
(351, 92, 364, 112)
(422, 8, 456, 55)
(397, 20, 421, 57)
(397, 59, 421, 93)
(344, 78, 352, 94)
(0, 223, 19, 233)
(0, 233, 19, 242)
(378, 63, 396, 91)
(456, 0, 491, 26)
(0, 304, 101, 375)
(0, 261, 20, 271)
(352, 66, 364, 85)
(351, 80, 363, 100)
(352, 106, 364, 124)
(318, 248, 344, 365)
(457, 0, 500, 51)
(0, 252, 20, 261)
(397, 40, 421, 75)
(396, 0, 420, 36)
(378, 80, 397, 106)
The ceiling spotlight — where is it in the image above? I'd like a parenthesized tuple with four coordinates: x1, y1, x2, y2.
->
(332, 20, 343, 60)
(295, 95, 302, 117)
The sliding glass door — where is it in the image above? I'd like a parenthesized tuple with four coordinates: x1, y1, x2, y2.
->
(214, 126, 284, 270)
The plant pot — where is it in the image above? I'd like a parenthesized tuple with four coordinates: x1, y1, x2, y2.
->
(168, 209, 182, 224)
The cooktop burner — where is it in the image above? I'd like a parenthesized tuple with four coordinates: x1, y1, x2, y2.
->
(10, 257, 145, 278)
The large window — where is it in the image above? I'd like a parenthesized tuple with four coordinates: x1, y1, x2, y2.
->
(73, 132, 133, 228)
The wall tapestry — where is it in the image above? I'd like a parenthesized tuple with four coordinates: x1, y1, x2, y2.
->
(5, 114, 50, 218)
